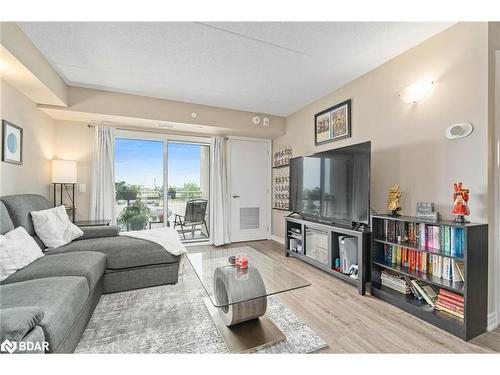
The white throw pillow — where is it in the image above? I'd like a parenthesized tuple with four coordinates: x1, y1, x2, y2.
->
(0, 226, 45, 282)
(31, 205, 83, 249)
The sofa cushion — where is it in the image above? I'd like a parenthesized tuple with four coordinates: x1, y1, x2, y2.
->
(46, 236, 180, 269)
(0, 194, 52, 235)
(31, 205, 83, 249)
(0, 227, 45, 282)
(2, 251, 106, 292)
(0, 201, 14, 235)
(78, 225, 120, 240)
(0, 277, 89, 353)
(0, 307, 44, 342)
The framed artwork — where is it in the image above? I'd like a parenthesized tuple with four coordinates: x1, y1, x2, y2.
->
(314, 99, 351, 146)
(2, 120, 23, 165)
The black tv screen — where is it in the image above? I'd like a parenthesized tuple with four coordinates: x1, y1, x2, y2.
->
(289, 141, 370, 224)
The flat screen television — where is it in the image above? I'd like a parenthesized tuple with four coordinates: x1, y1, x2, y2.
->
(289, 141, 370, 225)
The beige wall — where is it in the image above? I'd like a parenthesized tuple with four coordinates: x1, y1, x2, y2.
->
(0, 79, 55, 198)
(273, 22, 489, 238)
(40, 86, 286, 139)
(0, 22, 68, 106)
(272, 22, 495, 315)
(53, 120, 94, 220)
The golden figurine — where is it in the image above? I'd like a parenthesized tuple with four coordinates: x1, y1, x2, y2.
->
(387, 184, 402, 217)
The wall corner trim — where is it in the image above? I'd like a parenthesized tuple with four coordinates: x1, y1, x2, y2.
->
(270, 235, 285, 245)
(488, 312, 498, 331)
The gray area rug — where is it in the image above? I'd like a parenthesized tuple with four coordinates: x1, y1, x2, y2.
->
(76, 249, 327, 354)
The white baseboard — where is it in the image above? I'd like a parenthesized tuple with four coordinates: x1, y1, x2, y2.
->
(488, 312, 498, 331)
(270, 235, 285, 245)
(184, 241, 210, 247)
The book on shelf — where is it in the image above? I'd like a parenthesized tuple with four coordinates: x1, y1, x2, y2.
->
(380, 270, 411, 294)
(381, 219, 464, 256)
(404, 275, 423, 300)
(434, 289, 464, 319)
(383, 242, 466, 288)
(411, 280, 438, 307)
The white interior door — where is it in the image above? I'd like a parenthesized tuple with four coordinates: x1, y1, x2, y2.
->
(229, 138, 270, 242)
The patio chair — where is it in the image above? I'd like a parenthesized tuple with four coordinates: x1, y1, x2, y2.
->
(173, 199, 209, 240)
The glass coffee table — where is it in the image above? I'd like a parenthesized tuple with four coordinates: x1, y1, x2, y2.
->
(187, 247, 310, 353)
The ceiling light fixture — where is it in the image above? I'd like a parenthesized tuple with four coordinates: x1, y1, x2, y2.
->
(399, 80, 434, 104)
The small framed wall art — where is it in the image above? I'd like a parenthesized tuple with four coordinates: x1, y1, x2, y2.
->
(314, 99, 351, 146)
(2, 120, 23, 165)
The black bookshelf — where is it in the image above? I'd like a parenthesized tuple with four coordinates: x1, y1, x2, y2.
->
(370, 214, 488, 340)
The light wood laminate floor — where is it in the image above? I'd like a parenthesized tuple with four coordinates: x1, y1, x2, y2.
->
(190, 240, 500, 353)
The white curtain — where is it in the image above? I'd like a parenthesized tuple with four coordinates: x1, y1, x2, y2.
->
(90, 126, 116, 224)
(209, 137, 230, 246)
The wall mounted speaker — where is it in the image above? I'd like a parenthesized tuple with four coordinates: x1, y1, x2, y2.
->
(446, 123, 473, 139)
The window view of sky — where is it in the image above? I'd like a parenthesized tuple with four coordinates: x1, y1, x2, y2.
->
(115, 138, 201, 188)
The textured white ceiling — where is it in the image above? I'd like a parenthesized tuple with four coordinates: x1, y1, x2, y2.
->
(18, 22, 453, 116)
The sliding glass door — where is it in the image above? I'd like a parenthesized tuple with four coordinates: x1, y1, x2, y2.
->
(114, 133, 210, 242)
(115, 138, 165, 231)
(167, 142, 210, 241)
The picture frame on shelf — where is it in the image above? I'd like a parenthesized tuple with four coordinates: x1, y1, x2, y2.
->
(314, 99, 351, 146)
(2, 120, 23, 165)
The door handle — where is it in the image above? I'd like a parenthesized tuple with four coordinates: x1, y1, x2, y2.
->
(232, 194, 240, 198)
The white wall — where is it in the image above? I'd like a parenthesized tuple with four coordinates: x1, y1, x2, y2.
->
(0, 79, 54, 198)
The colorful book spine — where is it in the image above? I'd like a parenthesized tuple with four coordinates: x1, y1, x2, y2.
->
(433, 226, 440, 250)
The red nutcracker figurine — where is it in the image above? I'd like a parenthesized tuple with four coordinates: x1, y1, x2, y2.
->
(452, 182, 470, 223)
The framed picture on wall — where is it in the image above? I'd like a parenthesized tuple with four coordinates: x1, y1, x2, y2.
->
(314, 99, 351, 145)
(2, 120, 23, 165)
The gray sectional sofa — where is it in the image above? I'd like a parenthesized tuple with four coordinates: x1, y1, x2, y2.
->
(0, 194, 181, 353)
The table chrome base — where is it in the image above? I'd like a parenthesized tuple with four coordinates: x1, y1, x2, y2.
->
(203, 297, 285, 353)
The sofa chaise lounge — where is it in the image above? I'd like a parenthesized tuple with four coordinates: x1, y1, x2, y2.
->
(0, 194, 181, 353)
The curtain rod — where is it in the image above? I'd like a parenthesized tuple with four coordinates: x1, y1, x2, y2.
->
(87, 124, 228, 139)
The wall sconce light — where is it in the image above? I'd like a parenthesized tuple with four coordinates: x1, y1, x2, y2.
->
(399, 80, 434, 104)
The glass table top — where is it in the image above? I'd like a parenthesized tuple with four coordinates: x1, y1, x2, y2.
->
(187, 248, 311, 308)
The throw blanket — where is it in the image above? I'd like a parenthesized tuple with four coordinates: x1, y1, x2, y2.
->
(120, 227, 187, 274)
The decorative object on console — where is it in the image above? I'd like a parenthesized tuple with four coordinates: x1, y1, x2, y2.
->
(452, 182, 470, 223)
(2, 120, 23, 165)
(235, 256, 248, 269)
(387, 184, 402, 217)
(416, 202, 440, 222)
(52, 160, 78, 222)
(314, 99, 351, 145)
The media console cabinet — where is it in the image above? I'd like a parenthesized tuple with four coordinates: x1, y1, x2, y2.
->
(284, 216, 370, 295)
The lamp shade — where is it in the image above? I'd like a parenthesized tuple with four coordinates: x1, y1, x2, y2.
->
(52, 160, 77, 183)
